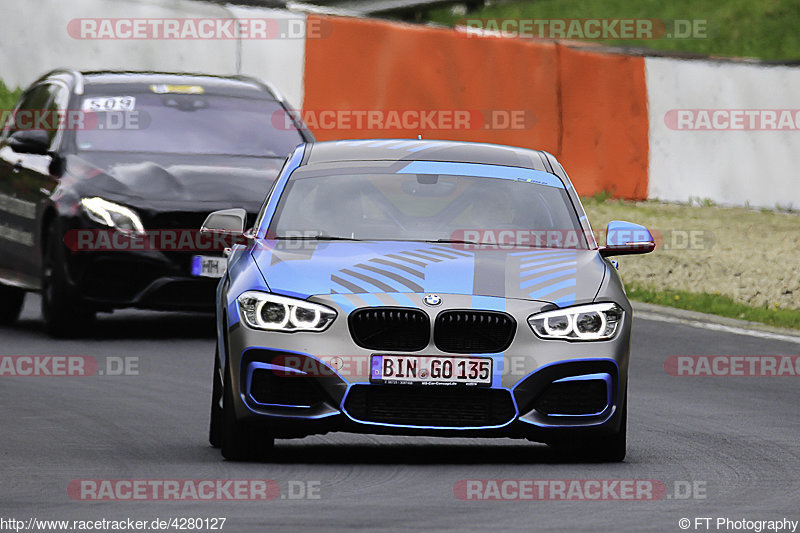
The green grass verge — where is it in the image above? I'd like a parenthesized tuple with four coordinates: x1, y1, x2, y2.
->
(0, 79, 22, 111)
(427, 0, 800, 61)
(625, 282, 800, 330)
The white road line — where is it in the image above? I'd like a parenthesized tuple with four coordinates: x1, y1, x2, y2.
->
(635, 311, 800, 345)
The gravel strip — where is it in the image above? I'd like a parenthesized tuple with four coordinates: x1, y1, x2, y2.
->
(582, 200, 800, 311)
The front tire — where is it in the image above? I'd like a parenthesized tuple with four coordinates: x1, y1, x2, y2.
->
(41, 223, 95, 337)
(209, 349, 223, 448)
(584, 399, 627, 462)
(220, 363, 275, 461)
(0, 283, 25, 325)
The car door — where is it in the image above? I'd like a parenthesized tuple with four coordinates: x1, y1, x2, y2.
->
(0, 82, 61, 287)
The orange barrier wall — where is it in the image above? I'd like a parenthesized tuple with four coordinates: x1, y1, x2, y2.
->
(303, 15, 648, 199)
(557, 45, 649, 199)
(303, 16, 560, 152)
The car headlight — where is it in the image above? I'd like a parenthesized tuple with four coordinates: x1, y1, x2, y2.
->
(237, 291, 337, 332)
(528, 303, 623, 341)
(80, 197, 144, 232)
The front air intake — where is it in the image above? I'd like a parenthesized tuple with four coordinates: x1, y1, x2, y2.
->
(344, 385, 517, 427)
(533, 379, 609, 416)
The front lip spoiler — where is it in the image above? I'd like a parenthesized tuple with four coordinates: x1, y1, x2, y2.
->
(236, 412, 622, 442)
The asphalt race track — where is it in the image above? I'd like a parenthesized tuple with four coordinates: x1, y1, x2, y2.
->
(1, 295, 799, 532)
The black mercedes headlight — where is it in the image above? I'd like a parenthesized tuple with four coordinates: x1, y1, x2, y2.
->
(528, 303, 623, 341)
(80, 197, 144, 232)
(237, 291, 337, 332)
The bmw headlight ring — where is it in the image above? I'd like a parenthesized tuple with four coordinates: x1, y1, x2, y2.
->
(237, 291, 337, 332)
(528, 302, 623, 341)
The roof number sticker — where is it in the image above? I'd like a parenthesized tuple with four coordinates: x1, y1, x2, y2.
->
(516, 176, 551, 186)
(81, 96, 136, 112)
(149, 84, 205, 95)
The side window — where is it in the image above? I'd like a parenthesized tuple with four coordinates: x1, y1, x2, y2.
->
(47, 84, 70, 150)
(2, 84, 58, 145)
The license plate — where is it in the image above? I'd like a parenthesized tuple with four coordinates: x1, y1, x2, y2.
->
(370, 355, 492, 386)
(191, 255, 226, 278)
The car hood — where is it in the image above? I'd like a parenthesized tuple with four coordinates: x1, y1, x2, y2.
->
(250, 240, 607, 306)
(66, 151, 284, 209)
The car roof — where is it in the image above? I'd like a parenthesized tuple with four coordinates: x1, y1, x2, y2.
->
(304, 139, 555, 172)
(37, 69, 278, 99)
(83, 71, 262, 90)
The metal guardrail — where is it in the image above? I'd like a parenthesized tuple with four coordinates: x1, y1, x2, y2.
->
(205, 0, 476, 17)
(304, 0, 470, 15)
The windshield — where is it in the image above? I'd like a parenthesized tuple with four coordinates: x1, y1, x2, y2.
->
(267, 167, 587, 249)
(75, 91, 303, 156)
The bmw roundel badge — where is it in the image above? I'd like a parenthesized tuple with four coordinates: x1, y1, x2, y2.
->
(423, 294, 442, 306)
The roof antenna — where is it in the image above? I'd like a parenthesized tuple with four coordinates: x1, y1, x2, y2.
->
(418, 134, 423, 140)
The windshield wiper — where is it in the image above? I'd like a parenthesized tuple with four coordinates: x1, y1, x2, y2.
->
(424, 238, 482, 245)
(273, 235, 363, 241)
(423, 238, 553, 248)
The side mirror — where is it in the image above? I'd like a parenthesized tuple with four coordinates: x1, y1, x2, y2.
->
(201, 208, 247, 233)
(600, 220, 655, 257)
(48, 154, 65, 176)
(8, 129, 50, 155)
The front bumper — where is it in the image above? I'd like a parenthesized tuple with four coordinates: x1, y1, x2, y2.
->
(65, 249, 220, 311)
(223, 293, 631, 443)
